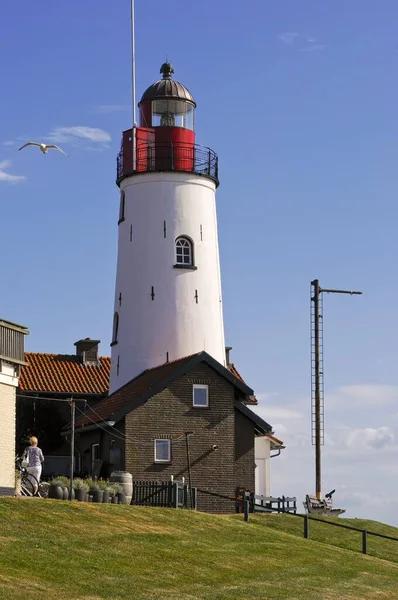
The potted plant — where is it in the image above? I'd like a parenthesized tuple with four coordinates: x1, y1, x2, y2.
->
(49, 477, 65, 500)
(112, 483, 126, 505)
(56, 476, 71, 500)
(97, 479, 110, 503)
(108, 483, 119, 504)
(89, 481, 103, 504)
(73, 478, 89, 502)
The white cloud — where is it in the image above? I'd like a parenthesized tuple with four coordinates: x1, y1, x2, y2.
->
(94, 105, 128, 114)
(252, 381, 398, 525)
(258, 406, 304, 420)
(278, 33, 327, 52)
(329, 384, 398, 408)
(47, 126, 111, 145)
(3, 140, 15, 147)
(0, 159, 25, 183)
(278, 32, 299, 45)
(346, 426, 394, 450)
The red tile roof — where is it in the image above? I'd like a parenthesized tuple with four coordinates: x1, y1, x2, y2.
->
(75, 354, 200, 428)
(74, 352, 256, 431)
(267, 434, 285, 447)
(229, 363, 258, 405)
(19, 352, 258, 406)
(19, 353, 111, 395)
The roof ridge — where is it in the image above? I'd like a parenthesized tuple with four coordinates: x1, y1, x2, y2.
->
(25, 351, 111, 360)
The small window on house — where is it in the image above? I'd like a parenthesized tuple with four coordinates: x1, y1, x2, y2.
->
(119, 190, 125, 223)
(111, 312, 119, 346)
(154, 439, 171, 463)
(175, 236, 193, 266)
(91, 443, 100, 471)
(193, 384, 209, 407)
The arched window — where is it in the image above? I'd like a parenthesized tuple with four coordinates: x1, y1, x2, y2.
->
(175, 236, 193, 267)
(118, 191, 125, 224)
(111, 312, 119, 346)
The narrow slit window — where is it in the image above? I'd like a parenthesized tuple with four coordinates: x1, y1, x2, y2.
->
(111, 312, 119, 345)
(119, 191, 125, 224)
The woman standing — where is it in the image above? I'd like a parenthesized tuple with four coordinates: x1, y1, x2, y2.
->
(23, 436, 44, 494)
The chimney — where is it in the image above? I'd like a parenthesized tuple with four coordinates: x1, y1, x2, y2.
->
(74, 338, 100, 366)
(225, 346, 232, 367)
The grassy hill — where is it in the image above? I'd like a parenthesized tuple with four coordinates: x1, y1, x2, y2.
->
(0, 498, 397, 600)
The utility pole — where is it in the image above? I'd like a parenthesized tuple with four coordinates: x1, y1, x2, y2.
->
(185, 432, 194, 509)
(310, 279, 362, 500)
(69, 400, 75, 501)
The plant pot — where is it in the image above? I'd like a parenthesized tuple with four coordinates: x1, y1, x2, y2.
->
(49, 485, 64, 500)
(102, 491, 110, 504)
(62, 487, 69, 500)
(92, 490, 103, 503)
(87, 494, 92, 502)
(74, 488, 87, 502)
(111, 496, 118, 504)
(117, 492, 126, 505)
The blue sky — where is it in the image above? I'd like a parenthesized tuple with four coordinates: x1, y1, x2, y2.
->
(1, 1, 398, 524)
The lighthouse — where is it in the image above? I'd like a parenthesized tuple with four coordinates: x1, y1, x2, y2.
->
(109, 62, 226, 393)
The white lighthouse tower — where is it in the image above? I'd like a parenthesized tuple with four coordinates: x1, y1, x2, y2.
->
(109, 62, 226, 393)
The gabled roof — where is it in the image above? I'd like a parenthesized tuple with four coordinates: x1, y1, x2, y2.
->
(229, 363, 258, 405)
(19, 353, 111, 395)
(234, 401, 272, 436)
(74, 351, 254, 430)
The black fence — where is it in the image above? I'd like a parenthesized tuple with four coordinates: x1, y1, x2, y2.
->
(240, 498, 398, 557)
(117, 142, 219, 185)
(235, 489, 297, 515)
(132, 480, 197, 510)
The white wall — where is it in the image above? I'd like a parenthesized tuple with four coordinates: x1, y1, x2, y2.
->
(110, 172, 226, 393)
(0, 362, 18, 496)
(255, 436, 271, 497)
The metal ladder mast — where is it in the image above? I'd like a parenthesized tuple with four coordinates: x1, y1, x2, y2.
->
(310, 279, 324, 500)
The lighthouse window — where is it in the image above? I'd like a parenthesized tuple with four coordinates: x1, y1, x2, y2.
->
(111, 312, 119, 346)
(175, 236, 193, 266)
(118, 191, 125, 224)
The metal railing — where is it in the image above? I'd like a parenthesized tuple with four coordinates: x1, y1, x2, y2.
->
(117, 142, 219, 185)
(241, 497, 398, 557)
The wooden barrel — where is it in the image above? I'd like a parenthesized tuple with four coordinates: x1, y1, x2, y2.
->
(110, 471, 133, 505)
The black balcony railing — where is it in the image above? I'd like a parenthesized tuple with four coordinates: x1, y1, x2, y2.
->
(117, 141, 219, 186)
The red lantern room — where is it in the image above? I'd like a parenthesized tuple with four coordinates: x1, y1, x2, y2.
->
(117, 62, 218, 186)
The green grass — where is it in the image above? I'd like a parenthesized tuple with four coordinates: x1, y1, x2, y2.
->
(0, 498, 397, 600)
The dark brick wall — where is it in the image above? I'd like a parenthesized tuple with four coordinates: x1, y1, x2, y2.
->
(124, 363, 253, 513)
(76, 422, 125, 478)
(235, 409, 255, 492)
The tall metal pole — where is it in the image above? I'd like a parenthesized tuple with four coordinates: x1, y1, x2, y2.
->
(312, 280, 322, 500)
(131, 0, 137, 170)
(185, 432, 194, 509)
(310, 279, 362, 502)
(69, 400, 75, 501)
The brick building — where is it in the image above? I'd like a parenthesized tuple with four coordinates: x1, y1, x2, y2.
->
(72, 351, 280, 513)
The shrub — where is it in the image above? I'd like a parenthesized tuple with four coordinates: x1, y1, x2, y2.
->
(50, 477, 67, 487)
(73, 478, 89, 492)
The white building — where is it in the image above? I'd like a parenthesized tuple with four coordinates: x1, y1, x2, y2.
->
(0, 318, 29, 496)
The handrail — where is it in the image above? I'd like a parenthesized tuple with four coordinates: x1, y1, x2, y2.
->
(116, 141, 219, 186)
(242, 497, 398, 555)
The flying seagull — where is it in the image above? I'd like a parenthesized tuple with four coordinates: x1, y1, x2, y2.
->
(18, 142, 68, 156)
